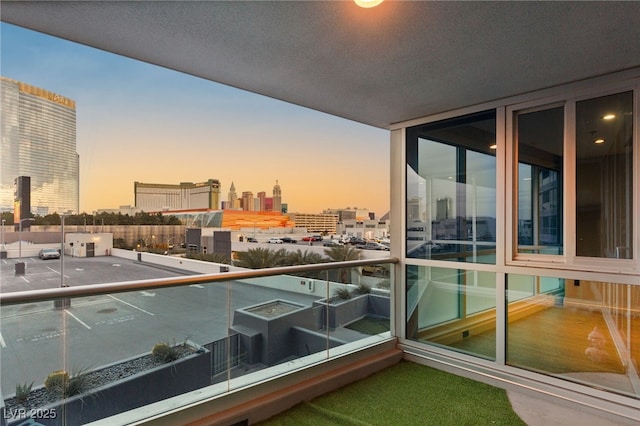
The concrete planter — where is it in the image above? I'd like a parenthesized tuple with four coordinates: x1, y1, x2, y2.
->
(314, 294, 390, 329)
(1, 342, 211, 426)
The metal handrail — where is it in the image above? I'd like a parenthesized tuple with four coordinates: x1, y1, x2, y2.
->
(0, 257, 399, 305)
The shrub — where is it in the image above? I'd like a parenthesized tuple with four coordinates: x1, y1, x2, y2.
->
(377, 279, 391, 290)
(353, 283, 372, 295)
(15, 381, 34, 403)
(44, 370, 69, 393)
(333, 287, 352, 300)
(152, 341, 179, 363)
(67, 368, 92, 396)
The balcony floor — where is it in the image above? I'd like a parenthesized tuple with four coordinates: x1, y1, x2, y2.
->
(255, 360, 635, 426)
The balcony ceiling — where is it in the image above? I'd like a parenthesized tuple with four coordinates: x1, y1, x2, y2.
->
(3, 1, 640, 129)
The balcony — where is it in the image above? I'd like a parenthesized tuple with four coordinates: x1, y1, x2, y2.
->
(0, 253, 399, 425)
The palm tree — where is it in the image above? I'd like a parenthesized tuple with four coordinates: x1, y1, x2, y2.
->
(234, 247, 288, 269)
(323, 245, 362, 283)
(285, 249, 325, 266)
(285, 249, 326, 279)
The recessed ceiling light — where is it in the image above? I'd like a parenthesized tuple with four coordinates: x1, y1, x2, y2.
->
(489, 144, 497, 150)
(354, 0, 384, 8)
(602, 114, 616, 120)
(594, 138, 605, 144)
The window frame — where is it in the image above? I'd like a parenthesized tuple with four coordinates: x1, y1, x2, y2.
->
(506, 84, 639, 273)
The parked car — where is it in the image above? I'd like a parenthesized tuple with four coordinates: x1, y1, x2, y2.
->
(39, 248, 61, 260)
(348, 237, 367, 245)
(323, 240, 343, 247)
(268, 238, 283, 244)
(246, 237, 258, 243)
(301, 236, 322, 242)
(280, 237, 297, 244)
(356, 242, 390, 251)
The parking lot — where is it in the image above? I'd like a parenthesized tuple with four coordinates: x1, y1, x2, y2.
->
(0, 255, 320, 396)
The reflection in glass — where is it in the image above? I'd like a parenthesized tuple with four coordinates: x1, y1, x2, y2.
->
(507, 274, 639, 399)
(406, 111, 496, 264)
(407, 265, 496, 360)
(576, 92, 633, 259)
(516, 106, 563, 255)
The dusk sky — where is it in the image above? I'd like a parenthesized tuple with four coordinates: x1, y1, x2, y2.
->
(1, 23, 390, 217)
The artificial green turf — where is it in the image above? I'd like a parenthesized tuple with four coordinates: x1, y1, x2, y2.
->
(345, 316, 390, 335)
(257, 360, 526, 426)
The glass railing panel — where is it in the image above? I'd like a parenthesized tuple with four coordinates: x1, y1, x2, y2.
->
(406, 265, 496, 360)
(1, 283, 230, 425)
(507, 274, 640, 399)
(225, 263, 392, 391)
(1, 257, 395, 424)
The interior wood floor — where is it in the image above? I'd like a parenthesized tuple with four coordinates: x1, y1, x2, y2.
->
(447, 306, 634, 375)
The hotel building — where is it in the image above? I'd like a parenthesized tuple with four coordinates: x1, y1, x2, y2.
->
(134, 179, 221, 212)
(0, 76, 79, 215)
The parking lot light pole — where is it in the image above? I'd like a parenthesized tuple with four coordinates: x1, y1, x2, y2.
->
(16, 217, 35, 275)
(1, 219, 5, 258)
(56, 214, 70, 309)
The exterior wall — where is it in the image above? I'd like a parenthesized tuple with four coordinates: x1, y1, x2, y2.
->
(337, 219, 389, 240)
(25, 224, 186, 248)
(65, 232, 113, 257)
(0, 77, 79, 214)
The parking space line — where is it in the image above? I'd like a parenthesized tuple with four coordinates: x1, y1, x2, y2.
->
(0, 331, 6, 348)
(20, 276, 29, 283)
(45, 265, 70, 278)
(65, 310, 92, 329)
(107, 294, 155, 316)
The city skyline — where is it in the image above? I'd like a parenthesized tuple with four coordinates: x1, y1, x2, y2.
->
(0, 23, 390, 217)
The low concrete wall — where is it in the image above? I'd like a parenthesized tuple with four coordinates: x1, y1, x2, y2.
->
(1, 242, 61, 259)
(112, 248, 244, 274)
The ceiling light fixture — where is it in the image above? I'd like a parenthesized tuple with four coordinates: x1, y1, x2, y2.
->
(354, 0, 384, 8)
(489, 144, 497, 150)
(594, 138, 605, 144)
(602, 114, 616, 120)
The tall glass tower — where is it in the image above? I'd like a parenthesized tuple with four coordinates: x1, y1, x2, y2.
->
(1, 77, 79, 215)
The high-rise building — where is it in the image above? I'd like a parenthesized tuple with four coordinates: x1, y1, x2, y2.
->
(257, 191, 266, 211)
(134, 179, 221, 211)
(241, 191, 253, 211)
(227, 182, 237, 208)
(272, 180, 282, 213)
(0, 77, 79, 214)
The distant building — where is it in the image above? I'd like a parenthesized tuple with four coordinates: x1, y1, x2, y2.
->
(226, 182, 237, 209)
(0, 76, 79, 215)
(241, 191, 254, 211)
(272, 180, 282, 213)
(323, 208, 356, 222)
(134, 179, 221, 211)
(13, 176, 31, 230)
(288, 212, 338, 235)
(257, 191, 266, 211)
(95, 205, 141, 216)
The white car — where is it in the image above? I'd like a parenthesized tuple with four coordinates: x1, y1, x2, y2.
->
(39, 248, 61, 259)
(268, 238, 283, 244)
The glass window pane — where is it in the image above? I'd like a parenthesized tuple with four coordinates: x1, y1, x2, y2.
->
(406, 111, 496, 264)
(576, 92, 633, 259)
(516, 107, 564, 255)
(507, 274, 639, 399)
(407, 265, 496, 360)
